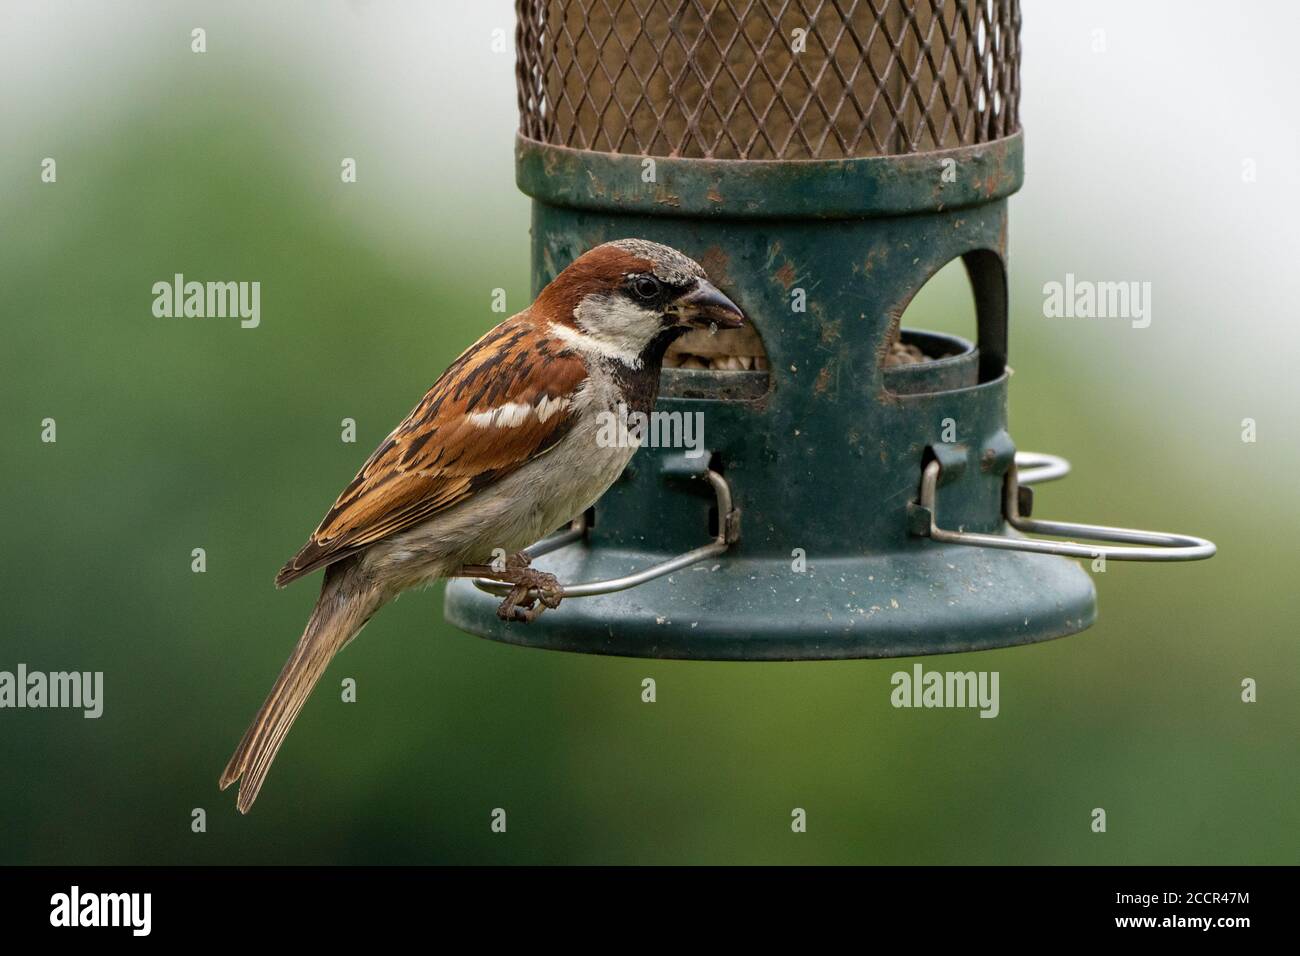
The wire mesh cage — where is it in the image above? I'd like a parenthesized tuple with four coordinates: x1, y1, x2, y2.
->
(516, 0, 1021, 160)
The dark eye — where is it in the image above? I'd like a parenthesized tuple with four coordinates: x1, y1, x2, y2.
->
(632, 276, 661, 301)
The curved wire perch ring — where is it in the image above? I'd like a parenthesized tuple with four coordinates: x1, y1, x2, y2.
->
(471, 469, 739, 601)
(1013, 450, 1071, 486)
(914, 452, 1216, 562)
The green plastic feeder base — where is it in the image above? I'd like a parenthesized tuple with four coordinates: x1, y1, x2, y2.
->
(444, 544, 1095, 661)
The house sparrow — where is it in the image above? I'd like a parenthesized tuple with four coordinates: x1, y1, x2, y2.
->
(220, 239, 744, 812)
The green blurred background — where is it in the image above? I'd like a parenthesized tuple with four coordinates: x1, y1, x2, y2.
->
(2, 1, 1296, 864)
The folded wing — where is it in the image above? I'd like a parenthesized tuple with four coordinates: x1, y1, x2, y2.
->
(275, 314, 588, 587)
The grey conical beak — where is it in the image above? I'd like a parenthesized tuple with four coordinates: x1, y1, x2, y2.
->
(669, 280, 745, 330)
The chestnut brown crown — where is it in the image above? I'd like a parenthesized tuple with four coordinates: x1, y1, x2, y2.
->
(536, 239, 745, 339)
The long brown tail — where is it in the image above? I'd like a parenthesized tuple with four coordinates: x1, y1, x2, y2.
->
(220, 560, 385, 813)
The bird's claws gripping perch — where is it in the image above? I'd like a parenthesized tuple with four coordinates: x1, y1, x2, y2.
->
(495, 569, 564, 623)
(458, 560, 563, 623)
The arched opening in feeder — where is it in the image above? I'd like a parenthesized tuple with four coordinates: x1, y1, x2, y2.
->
(660, 321, 771, 401)
(884, 250, 1007, 396)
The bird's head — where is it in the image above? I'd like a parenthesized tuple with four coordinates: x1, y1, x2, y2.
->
(536, 239, 745, 367)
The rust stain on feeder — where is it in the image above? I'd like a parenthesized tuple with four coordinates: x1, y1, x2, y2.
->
(773, 261, 797, 290)
(697, 246, 731, 285)
(818, 316, 843, 346)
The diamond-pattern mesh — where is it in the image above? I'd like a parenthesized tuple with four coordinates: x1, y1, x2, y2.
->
(517, 0, 1020, 160)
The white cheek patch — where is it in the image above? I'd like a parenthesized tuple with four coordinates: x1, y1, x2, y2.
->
(467, 396, 572, 429)
(550, 321, 641, 368)
(561, 293, 663, 367)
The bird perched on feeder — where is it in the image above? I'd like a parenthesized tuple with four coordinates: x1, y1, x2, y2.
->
(219, 239, 744, 812)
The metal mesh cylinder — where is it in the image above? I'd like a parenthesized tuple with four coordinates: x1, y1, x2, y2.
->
(516, 0, 1021, 160)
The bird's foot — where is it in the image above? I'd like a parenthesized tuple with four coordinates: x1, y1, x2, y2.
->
(495, 569, 563, 623)
(458, 561, 562, 623)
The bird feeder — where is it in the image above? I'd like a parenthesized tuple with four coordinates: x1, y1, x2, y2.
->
(445, 0, 1214, 658)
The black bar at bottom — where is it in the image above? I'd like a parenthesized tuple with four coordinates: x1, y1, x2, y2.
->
(0, 865, 1277, 940)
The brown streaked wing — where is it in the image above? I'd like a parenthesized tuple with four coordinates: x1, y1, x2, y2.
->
(275, 313, 588, 586)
